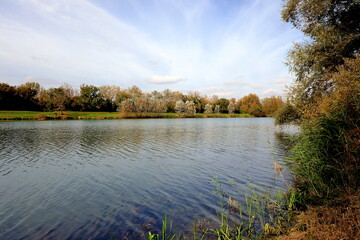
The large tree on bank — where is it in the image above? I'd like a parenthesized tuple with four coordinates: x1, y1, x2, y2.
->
(282, 0, 360, 116)
(278, 0, 360, 196)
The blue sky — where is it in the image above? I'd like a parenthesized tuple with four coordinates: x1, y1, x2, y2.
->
(0, 0, 303, 98)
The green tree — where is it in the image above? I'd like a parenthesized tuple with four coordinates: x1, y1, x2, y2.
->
(78, 84, 104, 111)
(46, 87, 70, 112)
(282, 0, 360, 115)
(215, 98, 230, 113)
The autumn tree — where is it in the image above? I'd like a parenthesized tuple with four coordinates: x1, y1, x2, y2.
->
(162, 89, 186, 113)
(187, 91, 202, 113)
(261, 96, 284, 115)
(175, 100, 186, 113)
(237, 94, 264, 116)
(282, 0, 360, 117)
(15, 82, 40, 110)
(126, 85, 143, 99)
(185, 101, 196, 115)
(99, 85, 121, 111)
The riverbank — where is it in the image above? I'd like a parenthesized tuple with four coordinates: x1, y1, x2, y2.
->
(275, 191, 360, 240)
(0, 111, 253, 121)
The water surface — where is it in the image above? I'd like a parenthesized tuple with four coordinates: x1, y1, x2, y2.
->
(0, 118, 296, 239)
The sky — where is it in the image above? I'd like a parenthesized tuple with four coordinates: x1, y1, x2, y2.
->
(0, 0, 303, 99)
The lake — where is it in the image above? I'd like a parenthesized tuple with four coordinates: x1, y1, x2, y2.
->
(0, 118, 296, 239)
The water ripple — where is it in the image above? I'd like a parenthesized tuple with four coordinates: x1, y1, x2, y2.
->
(0, 119, 297, 239)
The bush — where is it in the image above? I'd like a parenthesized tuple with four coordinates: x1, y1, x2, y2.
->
(286, 56, 360, 197)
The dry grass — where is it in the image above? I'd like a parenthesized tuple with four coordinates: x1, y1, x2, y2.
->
(276, 191, 360, 240)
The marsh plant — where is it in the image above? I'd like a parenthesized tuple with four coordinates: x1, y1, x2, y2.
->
(144, 172, 297, 240)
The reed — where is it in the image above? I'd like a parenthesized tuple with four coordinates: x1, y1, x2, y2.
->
(144, 174, 296, 240)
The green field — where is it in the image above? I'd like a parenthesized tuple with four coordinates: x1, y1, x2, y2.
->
(0, 111, 252, 121)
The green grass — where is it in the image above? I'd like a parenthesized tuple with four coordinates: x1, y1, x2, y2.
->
(0, 111, 120, 120)
(0, 111, 253, 121)
(141, 177, 296, 240)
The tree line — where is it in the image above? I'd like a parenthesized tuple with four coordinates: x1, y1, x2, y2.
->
(0, 82, 284, 116)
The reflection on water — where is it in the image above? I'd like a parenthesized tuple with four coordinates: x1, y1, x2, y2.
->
(0, 118, 297, 239)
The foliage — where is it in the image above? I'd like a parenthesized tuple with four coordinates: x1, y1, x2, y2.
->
(187, 91, 203, 113)
(0, 82, 40, 110)
(174, 100, 186, 113)
(0, 83, 17, 110)
(215, 98, 230, 113)
(143, 174, 299, 240)
(0, 82, 277, 117)
(261, 96, 284, 116)
(99, 85, 121, 111)
(147, 214, 176, 240)
(227, 102, 235, 114)
(78, 84, 104, 111)
(274, 102, 300, 125)
(204, 103, 213, 114)
(285, 56, 360, 197)
(237, 94, 265, 117)
(214, 105, 220, 114)
(45, 87, 70, 112)
(279, 0, 360, 198)
(184, 101, 196, 115)
(281, 0, 360, 112)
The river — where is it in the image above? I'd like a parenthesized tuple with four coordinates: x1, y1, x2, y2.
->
(0, 118, 297, 239)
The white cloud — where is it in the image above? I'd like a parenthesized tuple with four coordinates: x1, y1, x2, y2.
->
(262, 88, 284, 96)
(148, 75, 185, 84)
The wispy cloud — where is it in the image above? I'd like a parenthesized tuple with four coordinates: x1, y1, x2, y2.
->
(0, 0, 303, 98)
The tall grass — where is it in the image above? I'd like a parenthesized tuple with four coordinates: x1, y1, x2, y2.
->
(285, 107, 360, 198)
(283, 56, 360, 199)
(144, 175, 297, 240)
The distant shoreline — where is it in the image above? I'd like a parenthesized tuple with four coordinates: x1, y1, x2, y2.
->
(0, 111, 255, 121)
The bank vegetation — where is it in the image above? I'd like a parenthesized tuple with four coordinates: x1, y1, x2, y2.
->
(0, 82, 284, 119)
